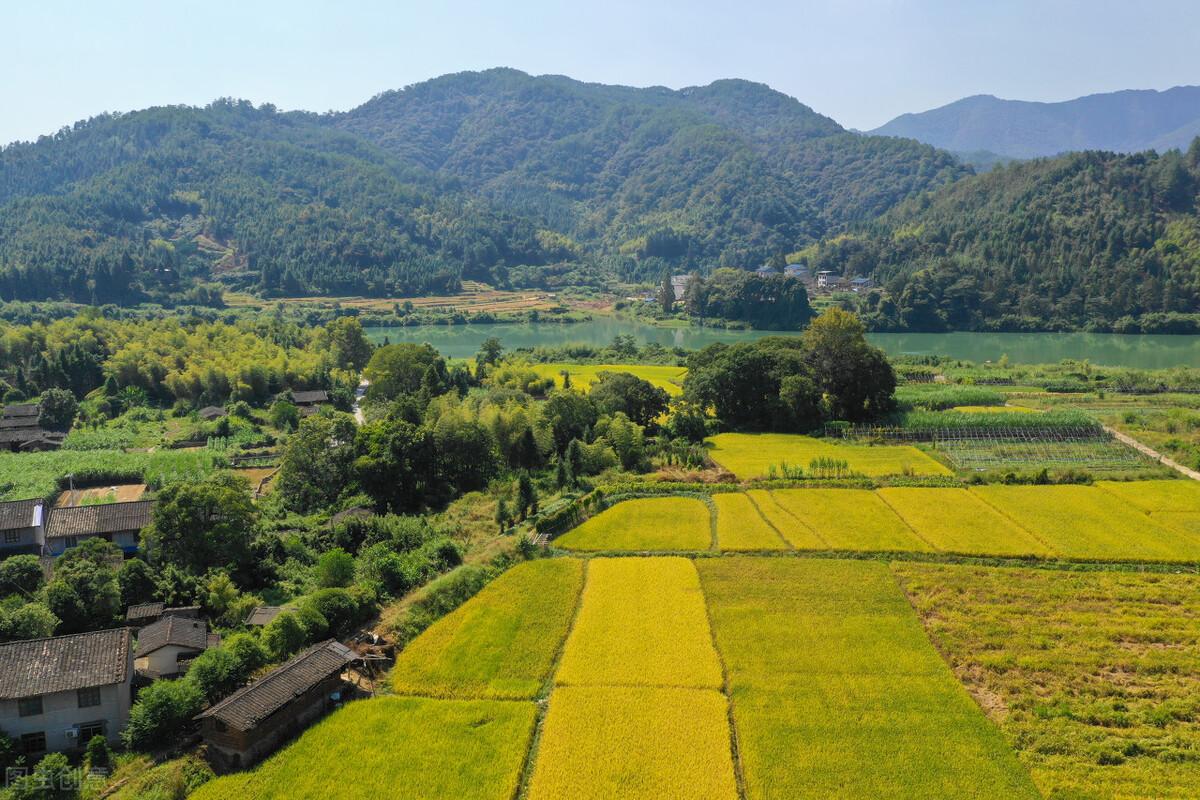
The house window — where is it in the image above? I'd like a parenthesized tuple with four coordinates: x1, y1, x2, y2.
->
(77, 687, 101, 708)
(3, 529, 18, 544)
(77, 721, 105, 742)
(17, 696, 43, 717)
(20, 732, 45, 754)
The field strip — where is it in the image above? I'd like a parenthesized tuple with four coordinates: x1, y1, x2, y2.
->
(872, 489, 939, 550)
(877, 487, 1056, 558)
(769, 489, 931, 552)
(715, 491, 790, 551)
(742, 491, 794, 549)
(554, 496, 712, 551)
(747, 489, 829, 548)
(698, 558, 1040, 799)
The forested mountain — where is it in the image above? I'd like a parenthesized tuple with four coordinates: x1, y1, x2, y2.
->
(334, 69, 965, 275)
(803, 143, 1200, 332)
(872, 86, 1200, 159)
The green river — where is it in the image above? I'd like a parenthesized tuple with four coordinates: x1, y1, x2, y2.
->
(363, 318, 1200, 369)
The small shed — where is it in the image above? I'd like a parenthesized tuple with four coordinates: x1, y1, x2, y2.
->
(196, 640, 358, 771)
(197, 406, 227, 421)
(244, 606, 283, 627)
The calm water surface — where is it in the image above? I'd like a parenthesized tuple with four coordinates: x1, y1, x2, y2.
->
(363, 318, 1200, 369)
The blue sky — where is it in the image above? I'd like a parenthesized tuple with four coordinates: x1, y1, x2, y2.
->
(3, 0, 1197, 145)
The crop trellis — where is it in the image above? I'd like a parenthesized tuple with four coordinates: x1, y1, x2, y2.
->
(827, 423, 1146, 472)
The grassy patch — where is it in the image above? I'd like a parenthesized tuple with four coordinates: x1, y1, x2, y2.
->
(706, 433, 950, 479)
(0, 449, 219, 501)
(714, 491, 788, 550)
(531, 363, 687, 396)
(527, 685, 737, 800)
(972, 484, 1200, 562)
(389, 558, 584, 699)
(698, 558, 1038, 800)
(769, 488, 931, 551)
(895, 562, 1200, 799)
(878, 487, 1052, 557)
(1096, 479, 1200, 512)
(555, 557, 722, 689)
(951, 404, 1037, 413)
(190, 696, 536, 800)
(555, 497, 710, 551)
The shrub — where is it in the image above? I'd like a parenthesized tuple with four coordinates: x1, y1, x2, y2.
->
(123, 678, 205, 751)
(315, 548, 355, 588)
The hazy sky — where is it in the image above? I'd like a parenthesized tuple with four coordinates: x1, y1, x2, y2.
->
(4, 0, 1198, 145)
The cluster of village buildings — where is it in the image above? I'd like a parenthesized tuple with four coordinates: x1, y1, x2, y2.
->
(642, 266, 873, 307)
(0, 389, 360, 773)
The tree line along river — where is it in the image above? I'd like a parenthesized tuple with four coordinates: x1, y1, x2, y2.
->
(362, 318, 1200, 369)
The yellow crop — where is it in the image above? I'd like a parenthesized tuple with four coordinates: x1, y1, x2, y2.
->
(1096, 479, 1200, 512)
(390, 558, 584, 699)
(527, 685, 738, 800)
(530, 363, 687, 395)
(746, 490, 825, 548)
(713, 491, 788, 550)
(555, 557, 723, 689)
(555, 496, 711, 551)
(770, 488, 931, 551)
(707, 432, 951, 479)
(878, 487, 1052, 557)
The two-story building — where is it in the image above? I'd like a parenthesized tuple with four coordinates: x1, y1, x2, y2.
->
(43, 500, 156, 556)
(0, 498, 45, 555)
(0, 628, 134, 756)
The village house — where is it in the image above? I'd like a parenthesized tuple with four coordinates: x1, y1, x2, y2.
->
(282, 389, 329, 417)
(670, 274, 691, 303)
(0, 404, 64, 453)
(196, 405, 227, 422)
(0, 498, 45, 554)
(0, 628, 134, 756)
(43, 500, 156, 556)
(816, 270, 837, 289)
(754, 264, 776, 276)
(243, 605, 283, 627)
(850, 276, 873, 292)
(124, 602, 201, 627)
(196, 640, 358, 770)
(784, 264, 807, 279)
(133, 616, 218, 678)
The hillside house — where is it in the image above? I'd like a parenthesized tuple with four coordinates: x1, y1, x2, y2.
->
(134, 616, 218, 678)
(0, 629, 134, 756)
(784, 264, 807, 279)
(243, 606, 283, 627)
(754, 264, 776, 276)
(43, 500, 156, 556)
(124, 603, 201, 627)
(197, 406, 227, 421)
(670, 275, 691, 302)
(196, 640, 358, 770)
(283, 390, 329, 417)
(850, 276, 873, 292)
(0, 404, 64, 453)
(816, 270, 837, 289)
(0, 498, 45, 554)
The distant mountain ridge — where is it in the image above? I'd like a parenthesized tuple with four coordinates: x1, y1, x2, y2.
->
(872, 86, 1200, 159)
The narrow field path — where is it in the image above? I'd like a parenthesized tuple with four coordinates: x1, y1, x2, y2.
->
(1103, 424, 1200, 481)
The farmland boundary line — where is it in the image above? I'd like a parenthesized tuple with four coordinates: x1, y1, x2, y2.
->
(967, 490, 1061, 559)
(743, 491, 794, 550)
(701, 493, 720, 551)
(874, 490, 940, 552)
(765, 490, 831, 547)
(698, 562, 748, 800)
(514, 558, 590, 800)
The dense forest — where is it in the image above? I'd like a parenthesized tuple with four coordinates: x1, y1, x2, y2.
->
(805, 143, 1200, 332)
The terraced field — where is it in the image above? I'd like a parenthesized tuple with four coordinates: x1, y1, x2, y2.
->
(706, 433, 951, 479)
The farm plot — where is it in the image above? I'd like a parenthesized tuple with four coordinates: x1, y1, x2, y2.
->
(0, 449, 219, 501)
(389, 559, 584, 699)
(190, 696, 536, 800)
(745, 490, 825, 548)
(1096, 479, 1200, 512)
(531, 363, 687, 396)
(698, 558, 1038, 800)
(714, 491, 788, 550)
(972, 484, 1200, 562)
(877, 487, 1052, 557)
(934, 430, 1145, 473)
(555, 557, 723, 689)
(769, 488, 931, 552)
(554, 496, 711, 551)
(526, 686, 738, 800)
(706, 433, 950, 479)
(895, 563, 1200, 799)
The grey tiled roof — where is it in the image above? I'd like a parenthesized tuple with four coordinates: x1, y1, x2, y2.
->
(288, 390, 328, 405)
(244, 606, 283, 626)
(0, 628, 131, 699)
(135, 616, 211, 657)
(45, 500, 156, 540)
(126, 602, 165, 622)
(196, 640, 355, 731)
(0, 498, 40, 531)
(3, 404, 39, 418)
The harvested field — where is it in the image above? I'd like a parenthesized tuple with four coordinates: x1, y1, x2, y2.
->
(877, 487, 1052, 557)
(713, 491, 788, 550)
(190, 696, 536, 800)
(972, 484, 1200, 561)
(54, 483, 146, 506)
(526, 686, 738, 800)
(554, 557, 722, 689)
(896, 562, 1200, 799)
(554, 496, 711, 551)
(389, 559, 584, 699)
(699, 558, 1039, 800)
(706, 433, 951, 479)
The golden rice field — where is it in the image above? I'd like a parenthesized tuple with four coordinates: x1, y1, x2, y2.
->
(769, 488, 931, 551)
(554, 557, 723, 689)
(745, 489, 825, 548)
(877, 487, 1053, 557)
(530, 362, 688, 396)
(1096, 478, 1200, 512)
(698, 559, 1039, 799)
(554, 496, 711, 551)
(713, 491, 788, 550)
(706, 432, 952, 479)
(389, 558, 583, 699)
(896, 563, 1200, 799)
(190, 696, 536, 800)
(526, 686, 738, 800)
(973, 484, 1200, 561)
